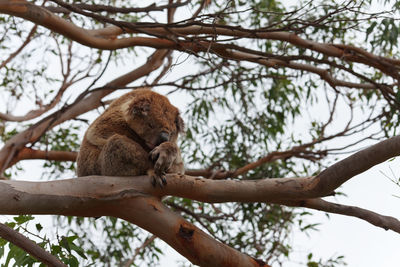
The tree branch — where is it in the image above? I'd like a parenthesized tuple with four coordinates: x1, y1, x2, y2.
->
(1, 131, 400, 230)
(275, 198, 400, 234)
(2, 0, 399, 80)
(311, 135, 400, 197)
(10, 148, 77, 167)
(0, 173, 399, 263)
(1, 136, 400, 265)
(123, 234, 157, 267)
(0, 178, 270, 267)
(0, 24, 37, 69)
(46, 1, 191, 14)
(0, 223, 66, 267)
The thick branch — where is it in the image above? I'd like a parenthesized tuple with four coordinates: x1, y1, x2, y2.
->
(311, 135, 400, 196)
(5, 136, 400, 202)
(0, 171, 398, 236)
(0, 1, 171, 50)
(1, 134, 400, 265)
(114, 197, 268, 267)
(0, 178, 269, 267)
(159, 137, 400, 204)
(0, 223, 66, 267)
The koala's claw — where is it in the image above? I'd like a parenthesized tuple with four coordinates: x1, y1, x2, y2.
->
(149, 149, 159, 163)
(161, 172, 167, 185)
(150, 172, 167, 188)
(151, 177, 156, 187)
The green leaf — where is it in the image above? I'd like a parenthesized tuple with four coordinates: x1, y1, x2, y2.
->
(35, 223, 43, 232)
(60, 236, 71, 253)
(13, 215, 34, 225)
(307, 261, 319, 267)
(366, 21, 377, 38)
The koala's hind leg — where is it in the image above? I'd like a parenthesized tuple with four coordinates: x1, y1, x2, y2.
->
(99, 134, 152, 176)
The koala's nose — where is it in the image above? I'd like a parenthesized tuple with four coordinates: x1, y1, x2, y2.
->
(158, 131, 170, 144)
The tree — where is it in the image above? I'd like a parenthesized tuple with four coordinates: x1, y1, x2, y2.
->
(0, 0, 399, 266)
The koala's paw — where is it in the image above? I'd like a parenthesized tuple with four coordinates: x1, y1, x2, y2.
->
(148, 142, 178, 187)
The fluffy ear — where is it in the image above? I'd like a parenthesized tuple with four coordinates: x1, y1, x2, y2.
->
(129, 98, 151, 116)
(175, 114, 185, 133)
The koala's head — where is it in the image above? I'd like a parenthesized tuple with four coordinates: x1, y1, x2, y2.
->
(123, 90, 184, 149)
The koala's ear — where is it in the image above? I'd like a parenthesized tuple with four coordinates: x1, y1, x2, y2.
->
(130, 98, 151, 116)
(175, 114, 185, 133)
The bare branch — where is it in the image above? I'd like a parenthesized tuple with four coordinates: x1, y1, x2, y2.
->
(0, 24, 37, 69)
(276, 198, 400, 234)
(123, 235, 156, 267)
(312, 135, 400, 196)
(2, 136, 400, 232)
(1, 171, 400, 234)
(0, 81, 72, 122)
(2, 0, 399, 82)
(46, 1, 191, 14)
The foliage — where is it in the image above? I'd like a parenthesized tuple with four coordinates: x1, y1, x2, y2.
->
(0, 215, 86, 266)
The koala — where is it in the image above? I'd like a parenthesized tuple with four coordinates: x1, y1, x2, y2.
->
(76, 89, 184, 186)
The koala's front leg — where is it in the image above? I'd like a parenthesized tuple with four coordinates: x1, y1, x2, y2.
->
(99, 134, 152, 176)
(149, 141, 180, 187)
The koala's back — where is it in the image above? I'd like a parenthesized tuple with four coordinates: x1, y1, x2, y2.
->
(76, 91, 138, 176)
(76, 138, 101, 176)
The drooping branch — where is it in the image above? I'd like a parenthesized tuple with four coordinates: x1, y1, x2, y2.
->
(0, 223, 67, 267)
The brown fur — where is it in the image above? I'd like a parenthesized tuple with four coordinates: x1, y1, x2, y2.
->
(76, 89, 184, 186)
